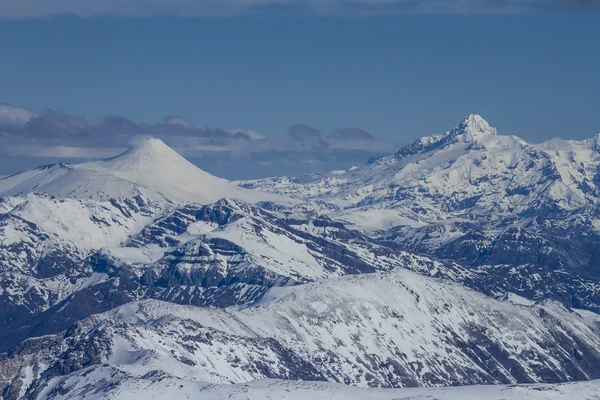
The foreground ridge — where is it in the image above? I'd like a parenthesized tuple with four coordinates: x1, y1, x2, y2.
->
(3, 268, 600, 398)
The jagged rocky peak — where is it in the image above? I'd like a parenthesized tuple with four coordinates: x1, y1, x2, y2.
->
(395, 113, 497, 159)
(592, 132, 600, 152)
(456, 113, 497, 137)
(458, 114, 496, 135)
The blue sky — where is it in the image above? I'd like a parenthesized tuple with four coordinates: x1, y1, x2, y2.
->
(0, 4, 599, 178)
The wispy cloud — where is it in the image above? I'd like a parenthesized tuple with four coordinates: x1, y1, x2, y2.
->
(0, 103, 38, 130)
(0, 103, 396, 179)
(0, 0, 596, 19)
(0, 104, 262, 154)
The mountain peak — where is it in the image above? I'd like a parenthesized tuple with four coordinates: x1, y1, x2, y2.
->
(592, 132, 600, 152)
(106, 137, 191, 172)
(455, 114, 497, 139)
(127, 137, 178, 157)
(393, 114, 497, 159)
(0, 136, 288, 205)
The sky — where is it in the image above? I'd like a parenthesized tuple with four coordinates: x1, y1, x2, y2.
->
(0, 1, 599, 179)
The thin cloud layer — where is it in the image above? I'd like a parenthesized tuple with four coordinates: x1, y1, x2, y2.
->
(0, 103, 396, 179)
(0, 104, 261, 152)
(288, 124, 330, 150)
(327, 127, 378, 150)
(0, 0, 595, 19)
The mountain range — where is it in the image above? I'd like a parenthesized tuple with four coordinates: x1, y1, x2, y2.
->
(1, 115, 600, 399)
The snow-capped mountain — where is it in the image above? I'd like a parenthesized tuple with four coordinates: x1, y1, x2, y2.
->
(2, 118, 600, 399)
(0, 138, 282, 205)
(4, 193, 599, 361)
(13, 193, 554, 358)
(0, 196, 427, 353)
(240, 115, 600, 305)
(4, 268, 600, 399)
(0, 194, 165, 349)
(240, 115, 600, 218)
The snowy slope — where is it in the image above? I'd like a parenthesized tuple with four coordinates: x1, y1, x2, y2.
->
(0, 194, 162, 276)
(0, 193, 166, 348)
(123, 198, 382, 283)
(0, 138, 284, 205)
(32, 373, 600, 400)
(240, 114, 600, 222)
(1, 197, 447, 353)
(239, 115, 600, 290)
(4, 268, 600, 399)
(0, 197, 24, 214)
(3, 194, 600, 358)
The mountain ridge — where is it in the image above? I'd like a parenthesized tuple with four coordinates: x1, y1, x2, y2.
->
(240, 114, 600, 225)
(5, 268, 600, 399)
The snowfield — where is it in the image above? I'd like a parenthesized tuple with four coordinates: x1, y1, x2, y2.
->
(36, 372, 600, 400)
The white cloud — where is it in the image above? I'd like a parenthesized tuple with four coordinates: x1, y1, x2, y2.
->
(0, 104, 38, 130)
(164, 116, 196, 130)
(0, 102, 396, 180)
(2, 145, 123, 158)
(227, 128, 266, 141)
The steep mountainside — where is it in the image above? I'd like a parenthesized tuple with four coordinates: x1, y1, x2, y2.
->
(240, 115, 600, 294)
(2, 196, 479, 353)
(4, 269, 600, 399)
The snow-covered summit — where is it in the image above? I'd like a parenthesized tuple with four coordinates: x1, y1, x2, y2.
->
(240, 114, 599, 221)
(458, 113, 497, 137)
(451, 113, 500, 144)
(0, 138, 284, 205)
(102, 137, 190, 171)
(393, 114, 503, 161)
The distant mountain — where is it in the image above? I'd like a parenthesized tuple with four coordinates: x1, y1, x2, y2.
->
(3, 120, 600, 399)
(240, 114, 600, 220)
(0, 138, 281, 204)
(240, 115, 600, 307)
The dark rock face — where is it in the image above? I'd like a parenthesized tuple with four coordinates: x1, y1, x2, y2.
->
(434, 226, 600, 275)
(126, 199, 248, 248)
(383, 202, 600, 314)
(0, 252, 274, 354)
